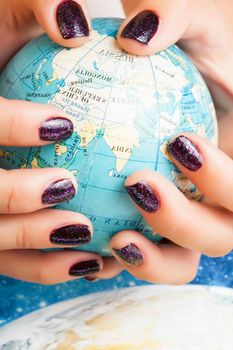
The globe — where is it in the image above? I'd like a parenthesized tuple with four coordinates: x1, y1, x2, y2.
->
(0, 18, 217, 256)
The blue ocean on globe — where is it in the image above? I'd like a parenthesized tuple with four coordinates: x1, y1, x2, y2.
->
(0, 18, 217, 256)
(0, 17, 232, 331)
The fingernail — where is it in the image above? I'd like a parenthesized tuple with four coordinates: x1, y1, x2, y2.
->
(125, 181, 160, 213)
(168, 135, 203, 171)
(84, 277, 99, 282)
(39, 117, 73, 141)
(57, 0, 89, 39)
(42, 178, 76, 205)
(121, 10, 159, 44)
(113, 243, 143, 267)
(69, 260, 101, 277)
(50, 224, 91, 245)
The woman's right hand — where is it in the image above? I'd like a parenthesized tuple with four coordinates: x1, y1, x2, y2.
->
(119, 0, 233, 111)
(0, 97, 121, 284)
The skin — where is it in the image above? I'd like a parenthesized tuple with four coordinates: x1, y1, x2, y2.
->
(0, 0, 232, 284)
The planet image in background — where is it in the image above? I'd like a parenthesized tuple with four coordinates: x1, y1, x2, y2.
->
(1, 285, 233, 349)
(0, 18, 217, 255)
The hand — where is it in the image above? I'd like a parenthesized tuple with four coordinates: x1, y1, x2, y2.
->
(105, 0, 233, 284)
(99, 0, 233, 284)
(0, 96, 123, 283)
(110, 113, 233, 284)
(0, 0, 92, 70)
(118, 0, 233, 110)
(0, 0, 121, 284)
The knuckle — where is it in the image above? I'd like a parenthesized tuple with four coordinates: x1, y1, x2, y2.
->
(5, 174, 19, 213)
(35, 263, 56, 285)
(16, 222, 32, 249)
(6, 112, 18, 145)
(167, 224, 181, 242)
(166, 214, 191, 243)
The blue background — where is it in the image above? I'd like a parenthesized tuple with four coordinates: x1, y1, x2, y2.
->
(0, 252, 232, 327)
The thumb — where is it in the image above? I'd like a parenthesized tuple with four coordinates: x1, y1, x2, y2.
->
(29, 0, 91, 48)
(118, 0, 190, 56)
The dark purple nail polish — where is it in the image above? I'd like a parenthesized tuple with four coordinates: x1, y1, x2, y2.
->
(42, 179, 76, 205)
(113, 243, 143, 267)
(84, 277, 99, 282)
(126, 181, 160, 213)
(168, 135, 203, 171)
(69, 260, 101, 277)
(56, 0, 89, 39)
(39, 117, 73, 141)
(121, 10, 159, 44)
(50, 224, 91, 245)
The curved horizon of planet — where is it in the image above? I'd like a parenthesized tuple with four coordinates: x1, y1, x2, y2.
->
(0, 18, 217, 255)
(1, 285, 233, 349)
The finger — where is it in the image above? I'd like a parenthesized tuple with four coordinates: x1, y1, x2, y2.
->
(118, 0, 190, 56)
(0, 209, 93, 250)
(124, 170, 233, 257)
(119, 0, 226, 55)
(30, 0, 91, 48)
(0, 97, 73, 146)
(85, 257, 123, 282)
(0, 168, 77, 214)
(111, 230, 200, 284)
(120, 1, 233, 97)
(218, 112, 233, 159)
(168, 133, 233, 211)
(0, 249, 103, 284)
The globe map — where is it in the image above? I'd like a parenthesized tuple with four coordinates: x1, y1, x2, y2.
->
(0, 18, 217, 255)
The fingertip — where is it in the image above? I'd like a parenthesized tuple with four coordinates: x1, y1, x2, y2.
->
(117, 1, 189, 56)
(110, 230, 151, 268)
(167, 134, 204, 172)
(33, 0, 91, 48)
(39, 116, 74, 144)
(56, 0, 90, 39)
(117, 10, 161, 56)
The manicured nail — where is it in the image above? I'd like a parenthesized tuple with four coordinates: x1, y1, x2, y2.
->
(50, 224, 91, 245)
(57, 0, 89, 39)
(69, 260, 101, 277)
(113, 243, 143, 267)
(84, 277, 99, 282)
(39, 117, 73, 141)
(42, 179, 76, 205)
(121, 10, 159, 44)
(168, 135, 203, 171)
(125, 181, 160, 213)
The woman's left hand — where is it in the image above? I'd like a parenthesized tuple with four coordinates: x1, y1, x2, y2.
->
(106, 113, 233, 285)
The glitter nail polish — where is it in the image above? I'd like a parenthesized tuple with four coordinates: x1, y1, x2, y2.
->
(50, 224, 91, 245)
(42, 179, 76, 205)
(69, 260, 101, 276)
(84, 277, 99, 282)
(168, 135, 203, 171)
(125, 181, 160, 213)
(39, 117, 73, 141)
(56, 0, 89, 39)
(121, 10, 159, 44)
(113, 243, 143, 266)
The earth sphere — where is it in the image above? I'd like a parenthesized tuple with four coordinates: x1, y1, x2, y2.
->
(0, 18, 217, 255)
